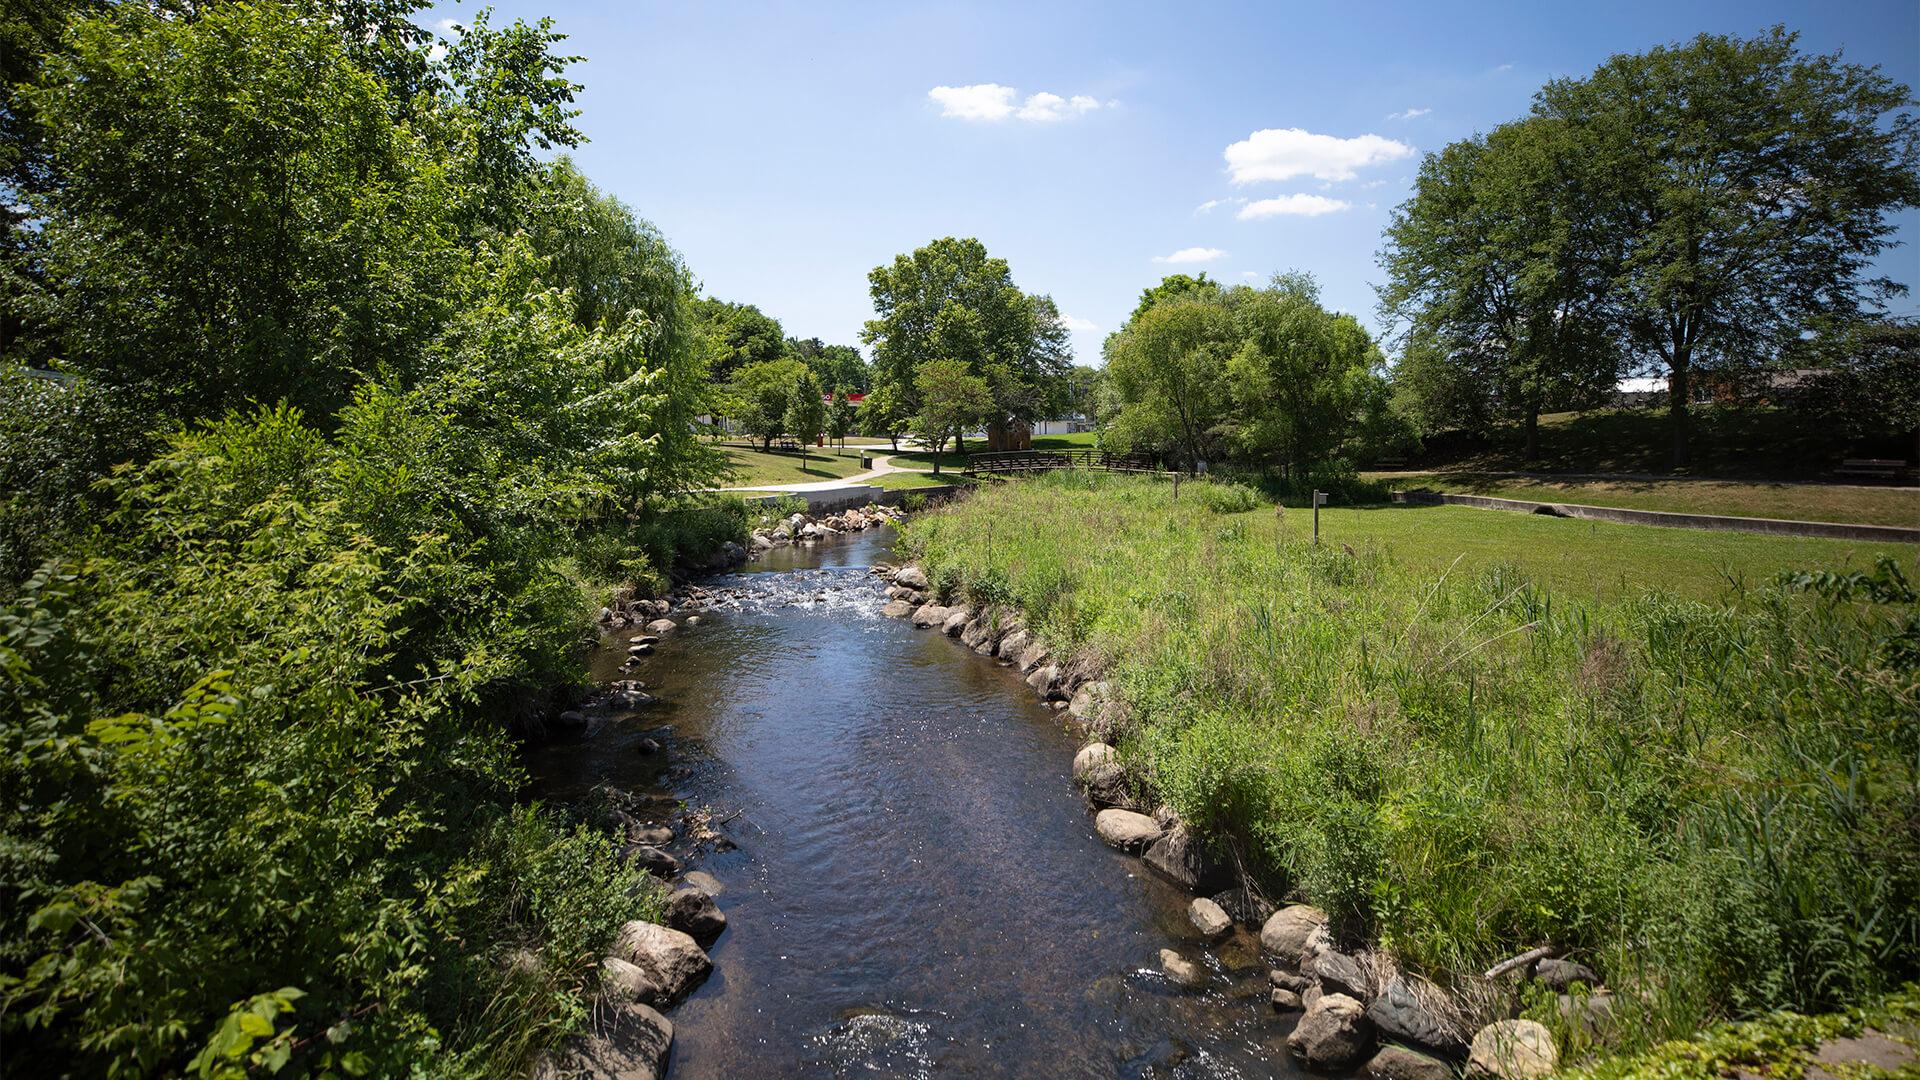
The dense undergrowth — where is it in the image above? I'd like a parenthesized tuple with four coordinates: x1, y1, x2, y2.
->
(902, 472, 1920, 1056)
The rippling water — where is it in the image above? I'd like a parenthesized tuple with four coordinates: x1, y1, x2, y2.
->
(525, 528, 1306, 1078)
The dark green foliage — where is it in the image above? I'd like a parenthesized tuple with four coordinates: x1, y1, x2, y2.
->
(0, 368, 152, 591)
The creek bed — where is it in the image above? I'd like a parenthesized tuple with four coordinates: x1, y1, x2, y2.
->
(526, 527, 1305, 1078)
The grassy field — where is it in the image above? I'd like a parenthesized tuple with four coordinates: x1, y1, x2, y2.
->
(902, 472, 1919, 1061)
(719, 442, 868, 485)
(874, 470, 975, 491)
(1366, 472, 1919, 529)
(1407, 404, 1914, 480)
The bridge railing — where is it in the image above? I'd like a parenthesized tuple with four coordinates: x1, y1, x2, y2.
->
(962, 448, 1159, 476)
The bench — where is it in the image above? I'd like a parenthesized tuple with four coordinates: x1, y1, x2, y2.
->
(1835, 458, 1913, 482)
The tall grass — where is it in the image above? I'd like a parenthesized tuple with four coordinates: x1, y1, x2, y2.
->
(901, 472, 1920, 1050)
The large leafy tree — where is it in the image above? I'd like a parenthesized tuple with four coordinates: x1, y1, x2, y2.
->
(729, 357, 808, 450)
(912, 359, 993, 472)
(787, 336, 871, 393)
(1378, 116, 1621, 459)
(862, 237, 1068, 447)
(1103, 297, 1236, 471)
(1534, 27, 1920, 467)
(694, 298, 786, 383)
(783, 369, 826, 468)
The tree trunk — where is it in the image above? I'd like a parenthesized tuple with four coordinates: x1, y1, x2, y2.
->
(1524, 406, 1540, 463)
(1668, 352, 1692, 470)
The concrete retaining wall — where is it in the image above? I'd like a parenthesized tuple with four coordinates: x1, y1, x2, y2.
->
(1390, 490, 1919, 544)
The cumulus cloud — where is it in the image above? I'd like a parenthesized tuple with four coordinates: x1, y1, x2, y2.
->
(1153, 247, 1228, 264)
(1223, 128, 1415, 183)
(1237, 194, 1352, 219)
(1060, 314, 1099, 333)
(1387, 107, 1431, 121)
(928, 84, 1104, 122)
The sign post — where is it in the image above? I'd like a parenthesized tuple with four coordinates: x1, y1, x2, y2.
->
(1312, 490, 1326, 544)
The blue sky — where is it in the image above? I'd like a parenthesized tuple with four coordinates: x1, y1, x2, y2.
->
(434, 0, 1920, 367)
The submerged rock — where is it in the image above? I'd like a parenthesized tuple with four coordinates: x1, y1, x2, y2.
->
(1158, 948, 1206, 989)
(1188, 897, 1233, 941)
(1467, 1019, 1557, 1079)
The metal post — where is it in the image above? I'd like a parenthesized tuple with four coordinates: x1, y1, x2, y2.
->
(1312, 490, 1324, 544)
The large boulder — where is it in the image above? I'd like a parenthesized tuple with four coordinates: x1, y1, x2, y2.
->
(893, 566, 929, 590)
(941, 609, 970, 637)
(644, 619, 677, 636)
(1188, 897, 1233, 941)
(600, 956, 665, 1004)
(531, 1000, 673, 1080)
(1072, 743, 1117, 780)
(1094, 808, 1162, 851)
(1466, 1020, 1557, 1079)
(1367, 975, 1466, 1055)
(1287, 993, 1374, 1071)
(663, 887, 727, 946)
(1313, 948, 1370, 1000)
(622, 844, 680, 879)
(910, 604, 949, 628)
(1026, 664, 1062, 698)
(1141, 823, 1232, 893)
(1017, 642, 1050, 672)
(1531, 957, 1598, 991)
(1080, 761, 1138, 810)
(995, 629, 1030, 661)
(1261, 905, 1329, 963)
(613, 921, 712, 1007)
(1366, 1044, 1454, 1080)
(881, 600, 916, 619)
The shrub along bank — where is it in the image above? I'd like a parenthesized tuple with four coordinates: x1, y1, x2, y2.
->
(899, 472, 1920, 1058)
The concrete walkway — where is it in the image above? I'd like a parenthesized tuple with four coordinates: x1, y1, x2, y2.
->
(716, 452, 940, 493)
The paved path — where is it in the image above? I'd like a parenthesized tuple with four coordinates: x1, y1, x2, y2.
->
(716, 452, 939, 493)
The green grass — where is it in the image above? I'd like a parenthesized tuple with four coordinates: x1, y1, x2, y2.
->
(719, 442, 868, 485)
(874, 470, 976, 491)
(1408, 404, 1913, 480)
(902, 472, 1920, 1060)
(1033, 431, 1099, 449)
(1370, 472, 1920, 529)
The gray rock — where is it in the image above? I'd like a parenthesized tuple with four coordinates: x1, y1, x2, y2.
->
(942, 609, 970, 636)
(996, 629, 1030, 660)
(910, 604, 948, 628)
(1017, 642, 1050, 672)
(1072, 742, 1117, 780)
(1260, 905, 1329, 963)
(894, 566, 929, 590)
(1466, 1020, 1557, 1079)
(612, 921, 711, 1007)
(1188, 897, 1233, 941)
(1080, 761, 1137, 809)
(1270, 968, 1312, 992)
(1026, 664, 1061, 697)
(881, 600, 916, 619)
(627, 642, 655, 656)
(682, 870, 722, 896)
(531, 998, 673, 1080)
(664, 888, 726, 946)
(622, 844, 680, 878)
(1367, 975, 1466, 1055)
(626, 823, 673, 846)
(1094, 808, 1162, 851)
(599, 955, 665, 1004)
(1159, 948, 1206, 989)
(1271, 987, 1304, 1012)
(1142, 823, 1232, 893)
(1810, 1030, 1919, 1080)
(1531, 957, 1598, 991)
(644, 619, 677, 636)
(1288, 993, 1374, 1071)
(1314, 948, 1370, 1000)
(1555, 990, 1614, 1035)
(1366, 1044, 1454, 1080)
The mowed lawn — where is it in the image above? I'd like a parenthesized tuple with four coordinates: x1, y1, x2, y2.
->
(1272, 501, 1916, 601)
(1370, 471, 1920, 528)
(719, 442, 868, 485)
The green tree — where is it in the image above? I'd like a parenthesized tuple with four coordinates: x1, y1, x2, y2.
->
(1130, 272, 1222, 321)
(787, 337, 871, 393)
(859, 379, 911, 451)
(1791, 319, 1920, 466)
(1378, 116, 1621, 459)
(730, 357, 807, 450)
(784, 369, 826, 469)
(1534, 27, 1920, 467)
(862, 237, 1068, 448)
(827, 389, 855, 449)
(913, 360, 993, 473)
(695, 298, 786, 383)
(1104, 297, 1236, 471)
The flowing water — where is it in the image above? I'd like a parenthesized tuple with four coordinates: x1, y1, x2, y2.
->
(525, 527, 1306, 1079)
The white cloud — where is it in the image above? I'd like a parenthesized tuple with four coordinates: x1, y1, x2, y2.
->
(1237, 194, 1352, 219)
(928, 84, 1104, 122)
(437, 17, 459, 31)
(1387, 107, 1431, 121)
(1194, 196, 1247, 215)
(1153, 247, 1228, 264)
(1060, 314, 1099, 333)
(1239, 271, 1261, 280)
(1491, 62, 1515, 74)
(1223, 128, 1415, 184)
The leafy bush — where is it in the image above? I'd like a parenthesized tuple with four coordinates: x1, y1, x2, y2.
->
(1188, 480, 1264, 513)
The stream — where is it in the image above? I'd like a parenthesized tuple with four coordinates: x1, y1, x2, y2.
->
(524, 526, 1304, 1078)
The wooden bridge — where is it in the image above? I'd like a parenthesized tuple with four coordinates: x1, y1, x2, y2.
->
(961, 448, 1162, 477)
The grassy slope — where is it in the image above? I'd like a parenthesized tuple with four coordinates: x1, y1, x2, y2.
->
(1300, 502, 1914, 600)
(1408, 404, 1910, 479)
(719, 442, 867, 485)
(1370, 472, 1918, 529)
(875, 470, 975, 491)
(902, 473, 1919, 1061)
